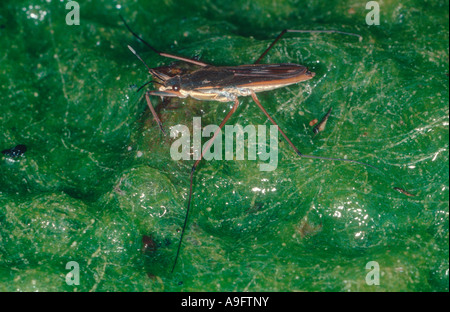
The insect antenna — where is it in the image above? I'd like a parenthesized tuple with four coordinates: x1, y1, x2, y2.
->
(121, 15, 161, 55)
(128, 45, 171, 84)
(127, 45, 153, 72)
(121, 15, 210, 67)
(137, 80, 162, 92)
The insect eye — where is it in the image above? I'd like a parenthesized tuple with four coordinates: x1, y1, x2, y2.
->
(172, 85, 180, 91)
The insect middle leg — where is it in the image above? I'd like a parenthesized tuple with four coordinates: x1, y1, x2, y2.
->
(171, 98, 240, 273)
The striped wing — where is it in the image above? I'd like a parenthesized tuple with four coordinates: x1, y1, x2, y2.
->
(179, 63, 311, 90)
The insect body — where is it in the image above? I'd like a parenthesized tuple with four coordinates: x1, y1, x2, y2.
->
(154, 63, 315, 102)
(313, 107, 332, 135)
(121, 17, 408, 273)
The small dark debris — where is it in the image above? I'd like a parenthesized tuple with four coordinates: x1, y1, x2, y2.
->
(142, 235, 158, 280)
(394, 187, 416, 197)
(2, 144, 27, 158)
(142, 235, 157, 254)
(146, 272, 156, 280)
(246, 202, 263, 214)
(296, 216, 322, 239)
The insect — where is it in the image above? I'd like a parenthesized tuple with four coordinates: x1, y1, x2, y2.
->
(393, 187, 416, 197)
(120, 17, 407, 273)
(313, 107, 333, 136)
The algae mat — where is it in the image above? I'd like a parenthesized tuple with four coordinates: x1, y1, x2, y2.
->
(0, 0, 448, 291)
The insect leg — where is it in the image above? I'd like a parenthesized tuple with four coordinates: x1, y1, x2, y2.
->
(250, 91, 377, 169)
(145, 91, 166, 135)
(172, 98, 240, 273)
(254, 29, 362, 64)
(121, 15, 210, 67)
(251, 91, 416, 197)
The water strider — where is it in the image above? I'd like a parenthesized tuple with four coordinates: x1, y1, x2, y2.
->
(120, 16, 412, 273)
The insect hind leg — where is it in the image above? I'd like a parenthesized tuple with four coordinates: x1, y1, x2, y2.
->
(249, 91, 378, 170)
(254, 29, 362, 64)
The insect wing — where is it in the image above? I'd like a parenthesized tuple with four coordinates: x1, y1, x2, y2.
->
(228, 63, 312, 87)
(181, 64, 313, 91)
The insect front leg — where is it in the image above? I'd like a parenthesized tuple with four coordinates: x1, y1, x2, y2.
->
(145, 91, 166, 135)
(144, 89, 189, 135)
